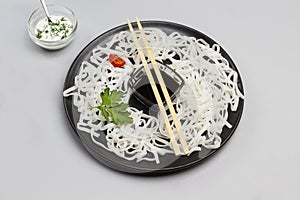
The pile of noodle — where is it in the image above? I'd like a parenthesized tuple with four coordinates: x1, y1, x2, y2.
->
(63, 28, 244, 164)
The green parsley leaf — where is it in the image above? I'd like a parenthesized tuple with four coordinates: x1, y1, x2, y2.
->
(100, 88, 111, 106)
(110, 104, 133, 125)
(110, 90, 123, 106)
(94, 88, 133, 126)
(94, 105, 109, 121)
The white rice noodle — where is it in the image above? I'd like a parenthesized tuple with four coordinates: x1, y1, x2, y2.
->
(63, 28, 244, 164)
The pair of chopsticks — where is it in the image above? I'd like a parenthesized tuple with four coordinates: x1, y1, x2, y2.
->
(127, 18, 190, 156)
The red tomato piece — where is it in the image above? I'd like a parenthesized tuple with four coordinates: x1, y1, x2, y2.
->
(109, 54, 126, 68)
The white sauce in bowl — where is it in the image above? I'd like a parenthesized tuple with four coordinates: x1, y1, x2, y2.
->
(35, 15, 73, 41)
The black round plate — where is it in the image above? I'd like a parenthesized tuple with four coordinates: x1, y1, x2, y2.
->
(63, 21, 244, 175)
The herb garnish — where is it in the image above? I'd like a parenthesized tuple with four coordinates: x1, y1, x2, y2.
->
(94, 88, 133, 125)
(36, 29, 43, 39)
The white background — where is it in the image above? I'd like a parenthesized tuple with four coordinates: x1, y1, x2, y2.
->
(0, 0, 299, 199)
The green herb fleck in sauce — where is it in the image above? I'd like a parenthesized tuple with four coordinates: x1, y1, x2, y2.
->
(35, 16, 73, 41)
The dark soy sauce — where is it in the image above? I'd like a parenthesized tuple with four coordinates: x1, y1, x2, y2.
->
(135, 83, 174, 105)
(129, 69, 179, 116)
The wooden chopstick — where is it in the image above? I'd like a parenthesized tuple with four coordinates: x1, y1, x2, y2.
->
(127, 19, 181, 156)
(135, 17, 190, 155)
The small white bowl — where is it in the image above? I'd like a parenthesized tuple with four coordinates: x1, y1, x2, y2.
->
(27, 4, 78, 50)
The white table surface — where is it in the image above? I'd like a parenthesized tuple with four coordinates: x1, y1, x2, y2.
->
(1, 0, 299, 199)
